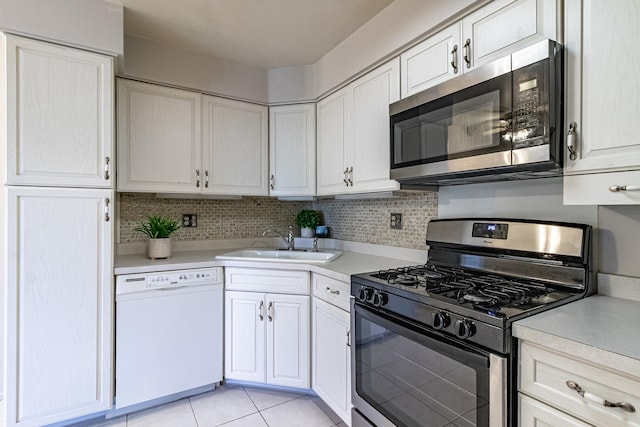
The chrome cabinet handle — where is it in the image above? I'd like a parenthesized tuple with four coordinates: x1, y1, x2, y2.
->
(267, 301, 273, 322)
(196, 169, 200, 188)
(451, 44, 458, 74)
(104, 157, 110, 180)
(566, 381, 636, 413)
(609, 185, 640, 192)
(348, 166, 353, 186)
(270, 174, 275, 190)
(325, 287, 340, 295)
(346, 331, 351, 347)
(258, 301, 264, 321)
(343, 168, 349, 186)
(463, 39, 471, 68)
(204, 170, 209, 188)
(104, 198, 110, 222)
(567, 122, 578, 161)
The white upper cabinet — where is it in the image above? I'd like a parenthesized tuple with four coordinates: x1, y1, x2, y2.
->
(202, 95, 268, 196)
(117, 79, 202, 193)
(117, 80, 268, 196)
(462, 0, 557, 70)
(400, 0, 557, 97)
(563, 0, 640, 205)
(317, 58, 400, 196)
(317, 88, 351, 195)
(268, 104, 316, 197)
(401, 24, 461, 98)
(2, 34, 114, 188)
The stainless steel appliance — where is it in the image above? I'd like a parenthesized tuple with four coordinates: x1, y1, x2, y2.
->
(115, 267, 223, 411)
(390, 40, 563, 186)
(350, 218, 594, 427)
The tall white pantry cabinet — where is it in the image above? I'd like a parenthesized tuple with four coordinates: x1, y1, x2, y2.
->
(1, 34, 115, 427)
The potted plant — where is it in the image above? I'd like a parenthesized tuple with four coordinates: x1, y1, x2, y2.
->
(296, 209, 321, 238)
(134, 215, 181, 259)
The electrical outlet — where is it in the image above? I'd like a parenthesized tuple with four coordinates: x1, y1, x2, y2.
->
(182, 214, 197, 227)
(390, 213, 403, 230)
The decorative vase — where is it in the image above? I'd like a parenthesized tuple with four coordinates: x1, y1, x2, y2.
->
(301, 227, 315, 238)
(148, 238, 172, 259)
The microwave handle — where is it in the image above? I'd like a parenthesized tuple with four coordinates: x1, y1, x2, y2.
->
(567, 122, 578, 161)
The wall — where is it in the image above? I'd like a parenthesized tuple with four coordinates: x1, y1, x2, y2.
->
(122, 0, 486, 103)
(122, 35, 269, 103)
(0, 0, 123, 55)
(118, 192, 438, 250)
(598, 205, 640, 277)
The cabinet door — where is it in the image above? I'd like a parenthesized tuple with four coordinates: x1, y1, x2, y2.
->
(563, 0, 640, 177)
(203, 96, 268, 196)
(3, 34, 114, 188)
(117, 79, 202, 193)
(350, 58, 400, 193)
(312, 298, 351, 425)
(5, 187, 113, 427)
(520, 394, 593, 427)
(269, 104, 316, 197)
(224, 291, 266, 383)
(266, 294, 310, 389)
(317, 88, 350, 195)
(462, 0, 557, 70)
(401, 23, 461, 98)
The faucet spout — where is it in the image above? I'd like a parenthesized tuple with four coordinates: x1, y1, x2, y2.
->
(262, 226, 295, 250)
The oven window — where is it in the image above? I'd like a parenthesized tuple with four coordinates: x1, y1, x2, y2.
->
(391, 73, 512, 169)
(354, 306, 490, 427)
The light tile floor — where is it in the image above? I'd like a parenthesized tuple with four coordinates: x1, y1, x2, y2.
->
(88, 384, 347, 427)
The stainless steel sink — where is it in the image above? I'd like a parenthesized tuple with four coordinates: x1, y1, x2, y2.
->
(215, 248, 342, 263)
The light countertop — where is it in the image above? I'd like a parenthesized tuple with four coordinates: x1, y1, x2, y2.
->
(115, 247, 424, 283)
(513, 294, 640, 377)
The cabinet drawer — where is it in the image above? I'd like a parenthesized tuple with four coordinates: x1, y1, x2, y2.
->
(519, 394, 593, 427)
(225, 267, 309, 294)
(312, 273, 350, 311)
(520, 341, 640, 426)
(564, 170, 640, 205)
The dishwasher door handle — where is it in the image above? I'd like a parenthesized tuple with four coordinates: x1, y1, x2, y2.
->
(157, 286, 187, 291)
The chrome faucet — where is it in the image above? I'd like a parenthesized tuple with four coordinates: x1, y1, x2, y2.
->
(262, 225, 295, 250)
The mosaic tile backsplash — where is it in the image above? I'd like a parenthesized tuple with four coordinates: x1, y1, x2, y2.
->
(118, 191, 438, 250)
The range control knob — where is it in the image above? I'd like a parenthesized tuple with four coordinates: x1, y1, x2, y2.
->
(358, 287, 373, 302)
(431, 311, 450, 330)
(371, 291, 388, 307)
(454, 319, 475, 339)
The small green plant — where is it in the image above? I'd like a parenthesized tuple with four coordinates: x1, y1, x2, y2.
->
(134, 215, 180, 239)
(295, 209, 321, 229)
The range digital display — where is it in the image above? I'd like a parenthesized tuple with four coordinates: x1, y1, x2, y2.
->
(472, 222, 509, 239)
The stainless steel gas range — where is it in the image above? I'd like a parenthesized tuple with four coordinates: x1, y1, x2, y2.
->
(350, 218, 594, 427)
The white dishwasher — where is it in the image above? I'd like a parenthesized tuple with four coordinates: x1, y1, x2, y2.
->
(115, 267, 223, 409)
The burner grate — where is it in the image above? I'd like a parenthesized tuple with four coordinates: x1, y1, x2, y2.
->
(373, 264, 554, 310)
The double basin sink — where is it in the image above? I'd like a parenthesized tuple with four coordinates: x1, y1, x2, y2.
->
(216, 248, 342, 264)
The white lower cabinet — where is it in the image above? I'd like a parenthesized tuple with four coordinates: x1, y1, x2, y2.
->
(5, 187, 113, 427)
(519, 340, 640, 426)
(224, 268, 310, 389)
(311, 273, 351, 425)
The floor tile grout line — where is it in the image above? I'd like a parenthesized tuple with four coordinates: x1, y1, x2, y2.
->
(188, 396, 200, 427)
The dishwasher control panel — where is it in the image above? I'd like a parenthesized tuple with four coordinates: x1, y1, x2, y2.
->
(116, 267, 223, 294)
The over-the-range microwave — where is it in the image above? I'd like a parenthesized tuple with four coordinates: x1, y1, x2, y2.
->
(390, 39, 563, 186)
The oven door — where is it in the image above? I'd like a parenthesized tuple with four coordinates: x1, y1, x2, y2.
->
(351, 300, 507, 427)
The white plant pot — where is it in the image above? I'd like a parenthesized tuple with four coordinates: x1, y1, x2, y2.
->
(148, 238, 172, 259)
(300, 227, 315, 238)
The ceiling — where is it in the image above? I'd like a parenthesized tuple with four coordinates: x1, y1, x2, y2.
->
(117, 0, 394, 70)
